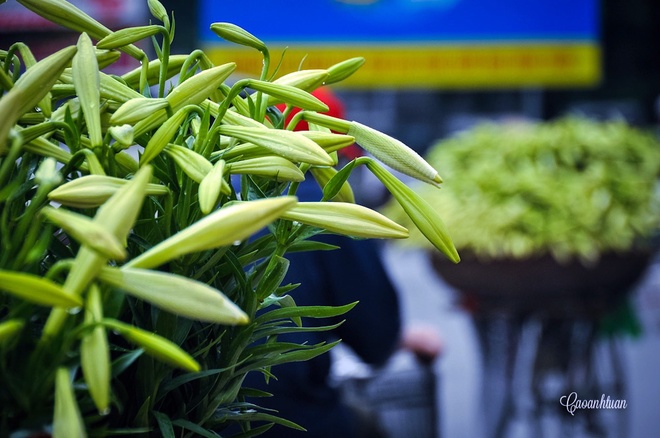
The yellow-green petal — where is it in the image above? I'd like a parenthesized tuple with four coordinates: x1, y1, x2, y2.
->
(210, 22, 267, 53)
(247, 80, 329, 112)
(299, 131, 356, 154)
(133, 63, 236, 136)
(97, 25, 163, 50)
(325, 57, 366, 84)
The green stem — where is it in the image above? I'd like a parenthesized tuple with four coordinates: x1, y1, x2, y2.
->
(11, 183, 52, 260)
(157, 28, 171, 99)
(139, 55, 150, 97)
(179, 49, 214, 83)
(206, 79, 252, 142)
(298, 111, 352, 133)
(0, 135, 21, 189)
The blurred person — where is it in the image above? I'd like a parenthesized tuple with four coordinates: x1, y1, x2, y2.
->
(242, 87, 442, 437)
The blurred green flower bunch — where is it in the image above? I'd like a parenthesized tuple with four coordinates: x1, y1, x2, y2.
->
(385, 117, 660, 264)
(0, 0, 458, 436)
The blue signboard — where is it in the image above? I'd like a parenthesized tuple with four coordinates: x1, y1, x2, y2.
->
(199, 0, 600, 88)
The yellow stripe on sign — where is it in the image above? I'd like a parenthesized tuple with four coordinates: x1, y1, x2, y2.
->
(205, 42, 600, 89)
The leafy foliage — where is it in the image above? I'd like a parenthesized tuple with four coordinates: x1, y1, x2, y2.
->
(384, 117, 660, 264)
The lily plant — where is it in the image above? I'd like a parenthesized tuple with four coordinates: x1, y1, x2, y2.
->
(0, 0, 457, 436)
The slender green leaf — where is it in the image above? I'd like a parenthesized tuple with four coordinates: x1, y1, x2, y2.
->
(171, 419, 220, 438)
(153, 411, 176, 438)
(255, 301, 357, 324)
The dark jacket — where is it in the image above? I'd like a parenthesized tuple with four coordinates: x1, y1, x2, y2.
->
(244, 184, 402, 437)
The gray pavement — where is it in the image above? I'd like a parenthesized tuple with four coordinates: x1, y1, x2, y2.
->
(334, 244, 660, 438)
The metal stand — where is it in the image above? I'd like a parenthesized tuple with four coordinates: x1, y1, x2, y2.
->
(476, 314, 628, 438)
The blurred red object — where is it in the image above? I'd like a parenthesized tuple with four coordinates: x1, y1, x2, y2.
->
(276, 87, 362, 161)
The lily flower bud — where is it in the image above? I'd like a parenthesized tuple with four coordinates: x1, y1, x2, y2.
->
(0, 45, 77, 153)
(326, 57, 366, 84)
(218, 125, 334, 166)
(110, 98, 169, 126)
(41, 206, 127, 260)
(210, 22, 268, 54)
(134, 63, 236, 136)
(299, 131, 356, 154)
(272, 69, 329, 91)
(121, 54, 188, 89)
(142, 106, 197, 166)
(97, 25, 163, 51)
(280, 202, 409, 239)
(164, 144, 213, 183)
(0, 270, 82, 309)
(225, 156, 305, 182)
(108, 124, 134, 149)
(95, 49, 121, 70)
(127, 196, 298, 269)
(53, 368, 86, 438)
(348, 121, 443, 187)
(34, 157, 62, 187)
(80, 285, 110, 414)
(102, 319, 200, 372)
(247, 79, 329, 112)
(73, 33, 102, 148)
(366, 159, 459, 263)
(98, 266, 249, 325)
(199, 159, 226, 214)
(17, 0, 144, 60)
(148, 0, 170, 26)
(48, 174, 169, 209)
